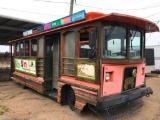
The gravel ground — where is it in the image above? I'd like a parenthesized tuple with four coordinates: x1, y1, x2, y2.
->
(0, 77, 160, 120)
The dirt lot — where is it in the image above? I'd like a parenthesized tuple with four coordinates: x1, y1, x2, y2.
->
(0, 77, 160, 120)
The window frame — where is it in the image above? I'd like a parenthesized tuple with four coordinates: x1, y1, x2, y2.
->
(31, 39, 38, 57)
(78, 26, 96, 58)
(101, 25, 143, 60)
(25, 40, 30, 56)
(102, 25, 127, 59)
(15, 42, 20, 56)
(129, 30, 142, 59)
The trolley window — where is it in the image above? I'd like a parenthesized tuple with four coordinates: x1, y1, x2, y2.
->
(15, 43, 19, 56)
(25, 41, 30, 56)
(102, 26, 127, 59)
(79, 27, 95, 58)
(129, 30, 141, 59)
(19, 42, 24, 56)
(63, 32, 75, 76)
(31, 39, 37, 56)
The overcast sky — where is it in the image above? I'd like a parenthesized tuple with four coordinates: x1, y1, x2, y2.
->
(0, 0, 160, 52)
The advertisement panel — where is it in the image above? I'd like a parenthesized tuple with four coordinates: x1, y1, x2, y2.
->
(76, 62, 96, 80)
(15, 58, 36, 75)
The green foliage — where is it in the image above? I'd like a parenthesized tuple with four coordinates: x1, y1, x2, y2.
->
(0, 105, 9, 115)
(0, 52, 11, 60)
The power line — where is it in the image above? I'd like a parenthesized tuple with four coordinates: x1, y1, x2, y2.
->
(32, 0, 67, 4)
(113, 0, 141, 9)
(75, 3, 160, 11)
(0, 2, 160, 23)
(0, 6, 64, 16)
(145, 11, 160, 18)
(146, 21, 159, 43)
(32, 0, 75, 7)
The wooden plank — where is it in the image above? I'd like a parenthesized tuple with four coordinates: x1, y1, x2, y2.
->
(61, 74, 75, 77)
(13, 72, 45, 94)
(58, 82, 65, 88)
(75, 100, 86, 109)
(72, 85, 97, 95)
(13, 78, 25, 85)
(74, 89, 97, 100)
(57, 96, 61, 103)
(75, 94, 97, 106)
(62, 57, 74, 59)
(62, 63, 74, 65)
(25, 80, 44, 94)
(14, 74, 43, 84)
(62, 68, 75, 71)
(59, 78, 99, 92)
(74, 106, 83, 114)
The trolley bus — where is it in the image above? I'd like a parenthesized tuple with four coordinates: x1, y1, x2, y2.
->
(9, 10, 159, 115)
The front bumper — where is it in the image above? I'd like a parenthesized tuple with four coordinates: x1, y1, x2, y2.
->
(97, 87, 153, 110)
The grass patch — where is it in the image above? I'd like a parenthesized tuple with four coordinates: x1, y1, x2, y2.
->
(10, 91, 25, 99)
(25, 97, 47, 101)
(0, 105, 9, 115)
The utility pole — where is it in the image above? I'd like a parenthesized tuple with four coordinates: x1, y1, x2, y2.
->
(69, 0, 74, 15)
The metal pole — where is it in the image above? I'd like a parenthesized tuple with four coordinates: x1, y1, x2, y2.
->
(10, 44, 13, 77)
(69, 0, 74, 15)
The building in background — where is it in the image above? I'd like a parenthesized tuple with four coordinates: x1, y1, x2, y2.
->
(146, 45, 160, 73)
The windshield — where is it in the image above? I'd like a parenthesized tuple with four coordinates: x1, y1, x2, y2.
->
(102, 26, 127, 59)
(130, 30, 141, 59)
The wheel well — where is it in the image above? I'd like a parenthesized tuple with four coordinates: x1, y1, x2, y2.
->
(60, 84, 72, 105)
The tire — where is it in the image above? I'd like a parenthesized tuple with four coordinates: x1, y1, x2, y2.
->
(67, 89, 75, 111)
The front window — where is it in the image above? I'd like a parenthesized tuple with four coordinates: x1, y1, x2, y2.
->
(102, 26, 126, 59)
(130, 30, 141, 59)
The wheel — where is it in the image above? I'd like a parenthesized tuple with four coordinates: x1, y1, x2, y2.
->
(67, 89, 75, 111)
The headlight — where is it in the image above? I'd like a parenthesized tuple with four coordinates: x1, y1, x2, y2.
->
(141, 68, 145, 75)
(105, 73, 110, 81)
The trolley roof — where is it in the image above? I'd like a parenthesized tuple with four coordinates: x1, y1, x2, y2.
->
(9, 10, 159, 43)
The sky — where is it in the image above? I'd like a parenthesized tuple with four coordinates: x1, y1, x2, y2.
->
(0, 0, 160, 52)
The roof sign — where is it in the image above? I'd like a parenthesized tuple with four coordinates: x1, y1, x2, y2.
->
(23, 10, 86, 36)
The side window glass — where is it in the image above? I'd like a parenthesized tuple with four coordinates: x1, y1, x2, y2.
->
(25, 41, 30, 56)
(130, 30, 141, 59)
(38, 37, 44, 57)
(63, 32, 75, 76)
(31, 39, 37, 56)
(80, 42, 91, 58)
(20, 42, 24, 56)
(79, 27, 95, 58)
(15, 43, 19, 56)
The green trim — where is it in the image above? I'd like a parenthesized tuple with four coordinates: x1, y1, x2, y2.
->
(76, 62, 96, 81)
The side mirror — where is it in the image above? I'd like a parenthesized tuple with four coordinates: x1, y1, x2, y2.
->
(89, 30, 96, 48)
